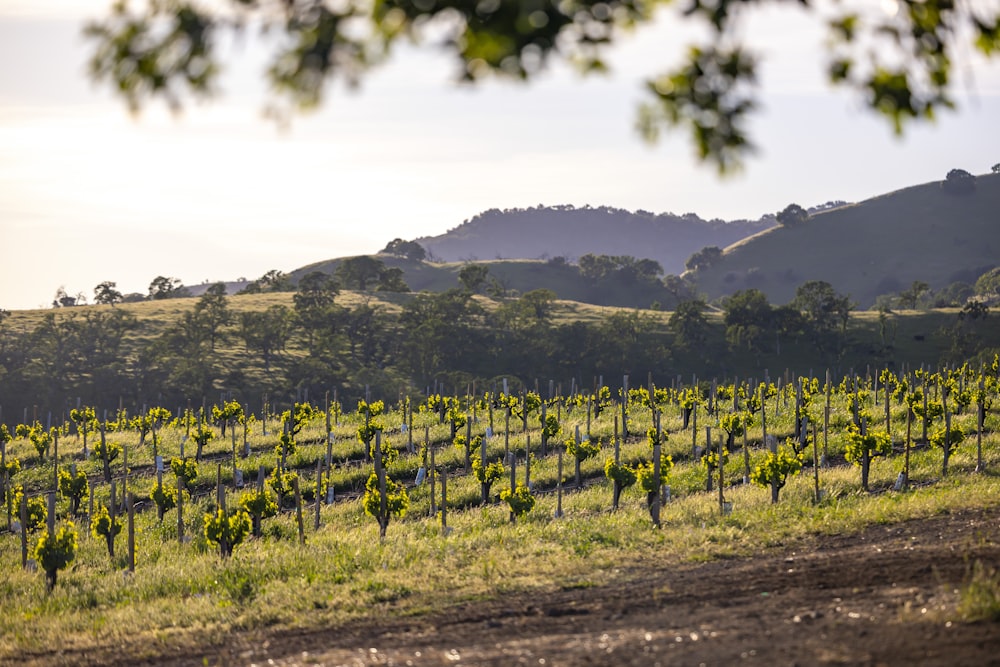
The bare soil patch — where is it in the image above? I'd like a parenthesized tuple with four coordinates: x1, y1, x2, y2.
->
(34, 507, 1000, 666)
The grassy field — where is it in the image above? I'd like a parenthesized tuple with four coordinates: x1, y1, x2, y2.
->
(291, 255, 676, 309)
(1, 376, 998, 661)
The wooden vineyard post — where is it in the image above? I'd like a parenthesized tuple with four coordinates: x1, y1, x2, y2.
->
(46, 491, 56, 549)
(440, 469, 448, 533)
(429, 448, 437, 517)
(504, 408, 510, 460)
(574, 425, 583, 489)
(177, 474, 185, 544)
(52, 431, 59, 495)
(614, 415, 620, 464)
(525, 445, 531, 490)
(761, 391, 776, 500)
(261, 396, 268, 437)
(109, 481, 118, 560)
(127, 492, 135, 573)
(942, 409, 952, 477)
(822, 403, 830, 467)
(101, 414, 111, 484)
(651, 429, 661, 528)
(555, 448, 564, 519)
(216, 464, 224, 511)
(540, 401, 548, 457)
(508, 455, 516, 524)
(1, 437, 7, 532)
(229, 420, 239, 489)
(742, 415, 750, 484)
(884, 373, 892, 436)
(812, 422, 821, 503)
(976, 373, 985, 473)
(520, 390, 528, 433)
(761, 387, 770, 455)
(280, 420, 290, 471)
(151, 417, 159, 466)
(407, 405, 414, 455)
(314, 460, 322, 531)
(294, 477, 305, 545)
(154, 466, 165, 521)
(88, 480, 94, 524)
(480, 429, 489, 504)
(243, 404, 250, 458)
(611, 414, 622, 511)
(794, 380, 802, 442)
(19, 494, 28, 569)
(718, 431, 725, 515)
(691, 400, 698, 458)
(705, 427, 714, 492)
(122, 446, 129, 514)
(215, 468, 229, 558)
(325, 391, 332, 461)
(374, 433, 388, 540)
(824, 370, 831, 465)
(922, 380, 929, 444)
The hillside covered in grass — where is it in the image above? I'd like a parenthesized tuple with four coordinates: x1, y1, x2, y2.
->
(689, 173, 1000, 307)
(414, 205, 776, 274)
(291, 255, 677, 310)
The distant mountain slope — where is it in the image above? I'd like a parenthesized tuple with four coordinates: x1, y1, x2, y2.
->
(689, 173, 1000, 307)
(415, 205, 777, 275)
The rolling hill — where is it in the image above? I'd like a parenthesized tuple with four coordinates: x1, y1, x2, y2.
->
(414, 205, 776, 275)
(688, 173, 1000, 307)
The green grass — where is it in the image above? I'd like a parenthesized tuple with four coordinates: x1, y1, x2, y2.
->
(2, 384, 999, 660)
(957, 560, 1000, 622)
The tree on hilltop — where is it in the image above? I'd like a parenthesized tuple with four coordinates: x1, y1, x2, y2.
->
(148, 276, 189, 300)
(776, 203, 809, 227)
(943, 168, 976, 195)
(94, 281, 124, 306)
(381, 239, 426, 261)
(337, 256, 410, 292)
(239, 269, 294, 295)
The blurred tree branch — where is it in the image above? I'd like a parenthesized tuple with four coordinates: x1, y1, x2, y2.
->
(85, 0, 1000, 173)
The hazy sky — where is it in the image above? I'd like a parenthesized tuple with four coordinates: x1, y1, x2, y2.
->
(2, 1, 999, 310)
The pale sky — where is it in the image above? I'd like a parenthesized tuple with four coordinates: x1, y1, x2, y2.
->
(2, 1, 999, 310)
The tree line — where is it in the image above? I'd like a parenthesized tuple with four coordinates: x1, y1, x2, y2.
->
(2, 268, 995, 424)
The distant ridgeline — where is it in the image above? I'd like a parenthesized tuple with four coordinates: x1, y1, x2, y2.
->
(687, 172, 1000, 308)
(414, 204, 778, 275)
